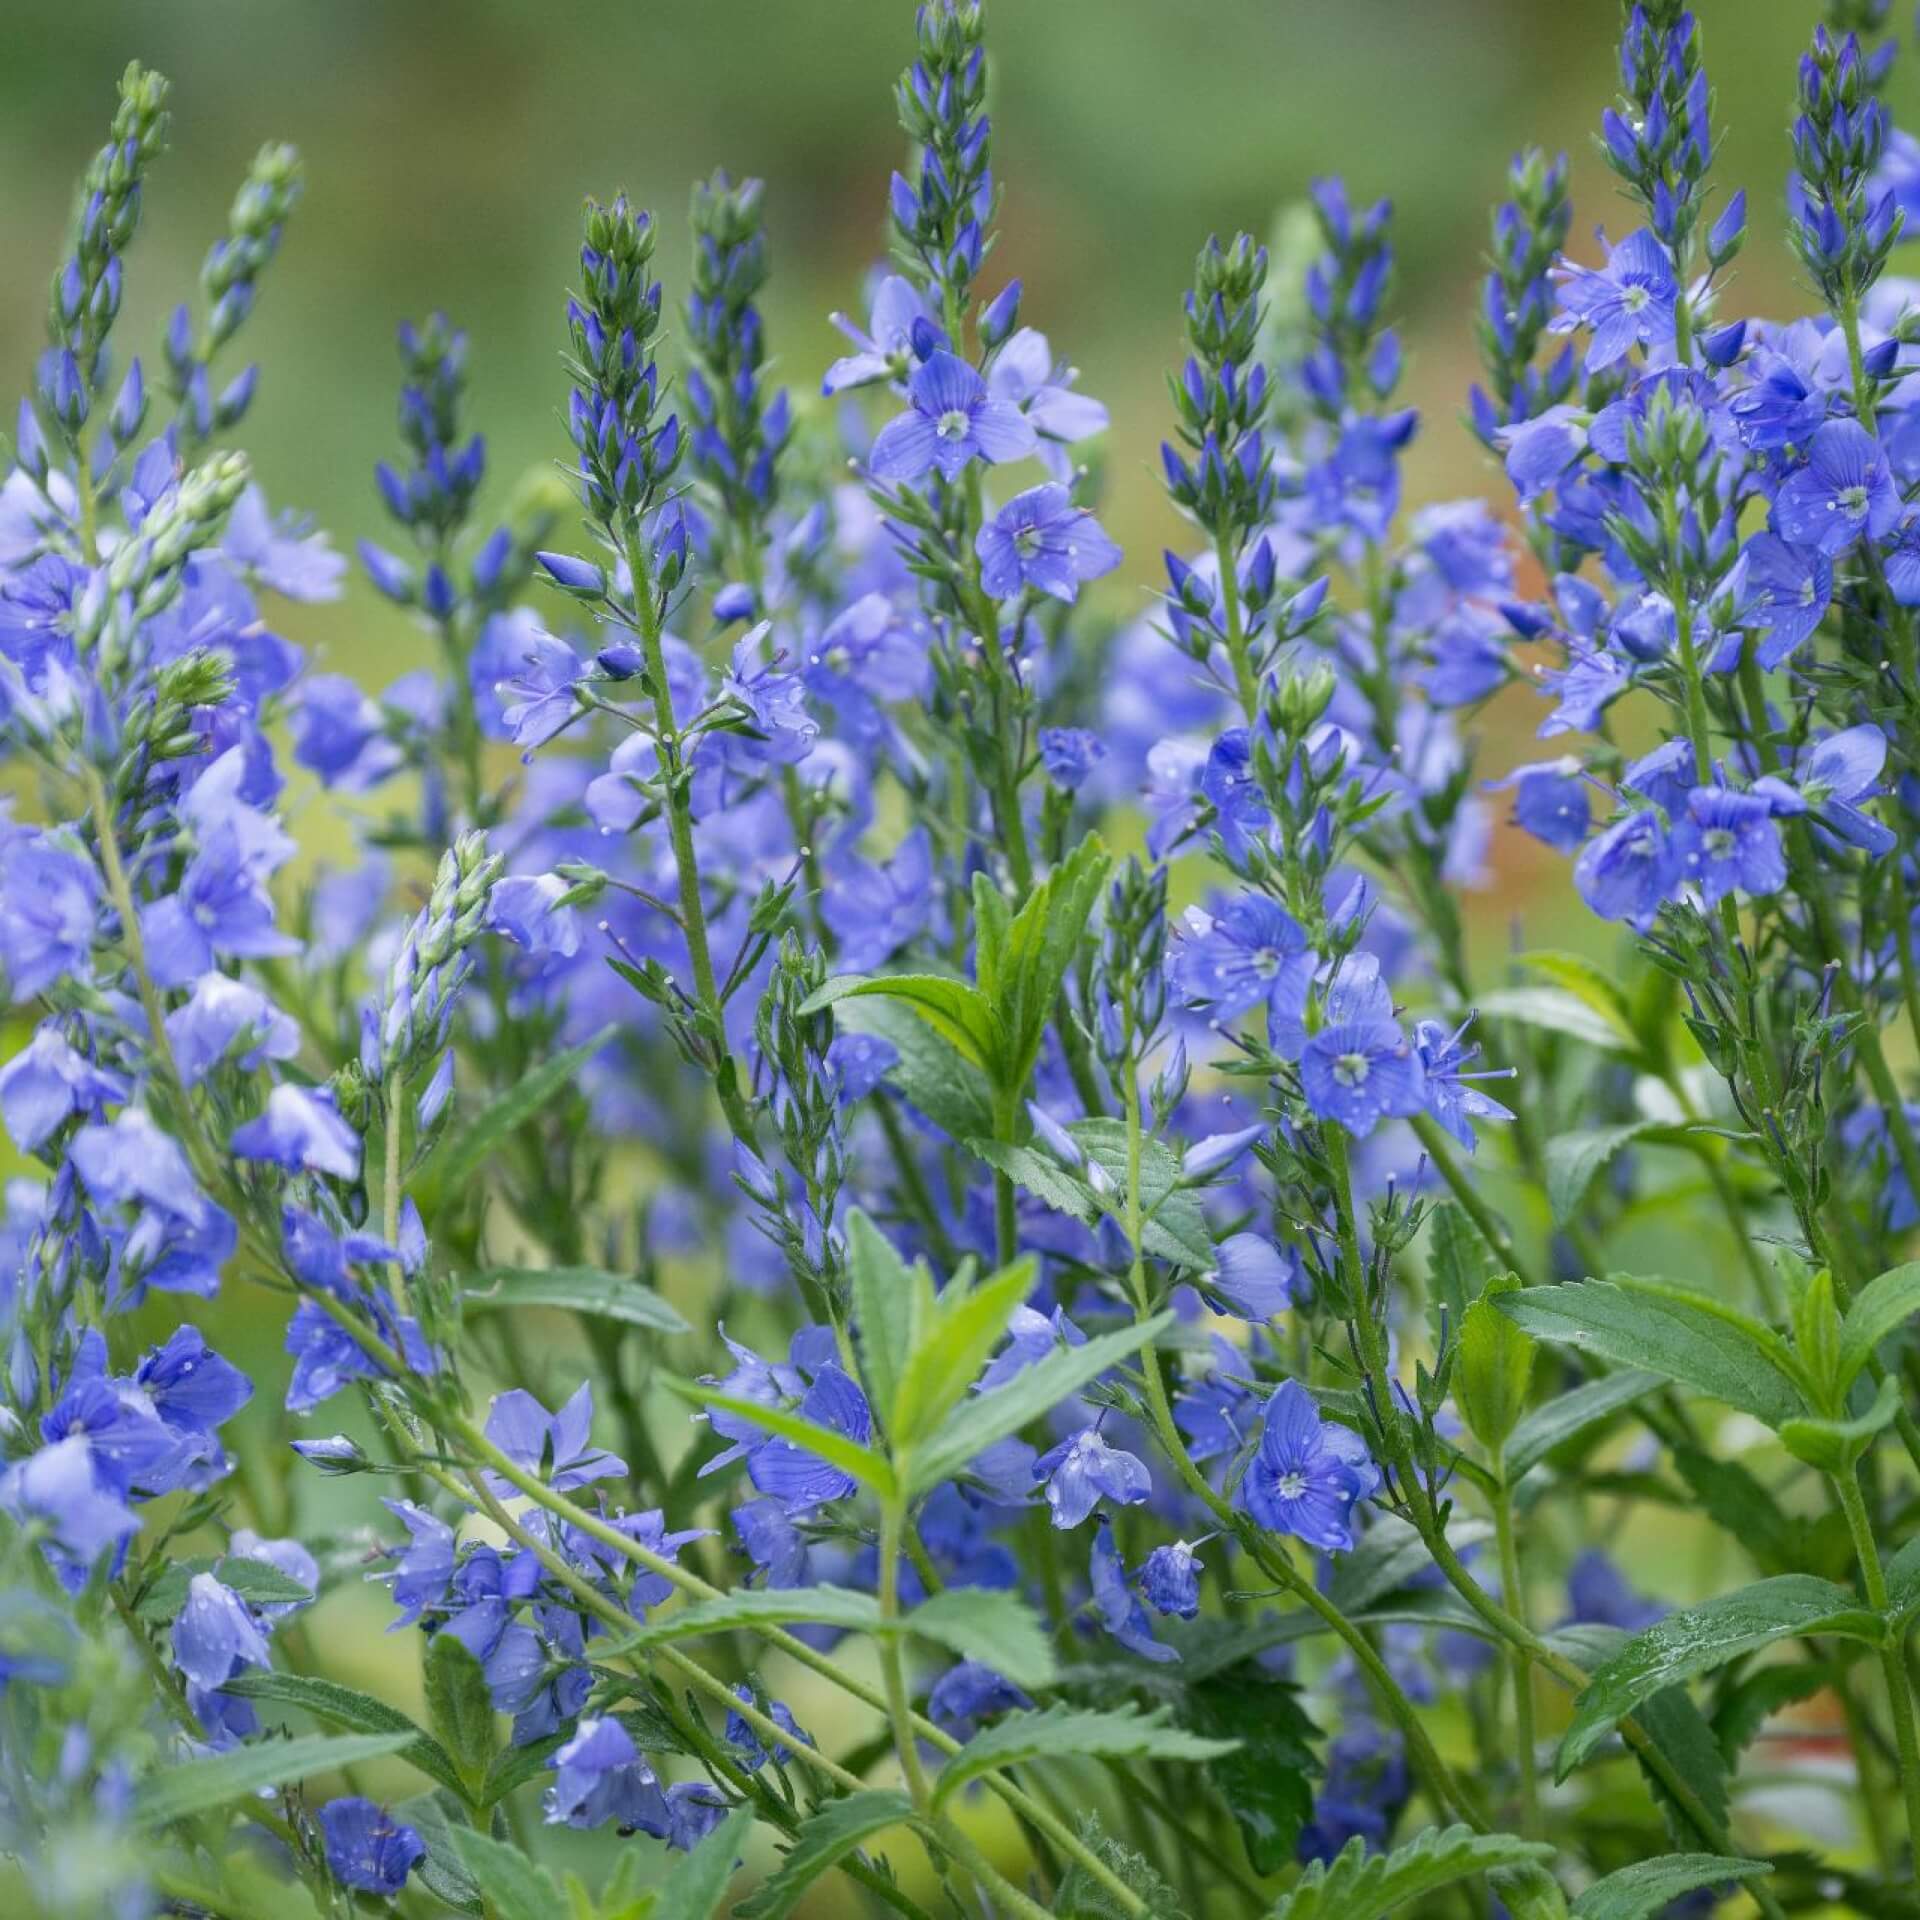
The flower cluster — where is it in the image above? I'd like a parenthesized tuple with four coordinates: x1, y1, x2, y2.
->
(7, 7, 1920, 1919)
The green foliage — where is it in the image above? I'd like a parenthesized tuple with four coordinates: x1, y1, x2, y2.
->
(931, 1703, 1237, 1808)
(221, 1669, 470, 1805)
(733, 1790, 915, 1920)
(1567, 1854, 1771, 1920)
(424, 1629, 498, 1799)
(1456, 1276, 1536, 1455)
(134, 1731, 413, 1827)
(459, 1265, 689, 1333)
(1188, 1669, 1321, 1875)
(1263, 1824, 1553, 1920)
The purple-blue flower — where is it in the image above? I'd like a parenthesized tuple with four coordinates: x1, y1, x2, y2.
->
(544, 1716, 669, 1832)
(0, 834, 100, 1000)
(1237, 1380, 1378, 1553)
(1168, 895, 1310, 1021)
(1033, 1426, 1151, 1530)
(1299, 1019, 1426, 1139)
(1674, 787, 1785, 906)
(1088, 1519, 1178, 1663)
(1551, 228, 1678, 370)
(1771, 419, 1900, 557)
(319, 1798, 426, 1895)
(483, 1382, 626, 1496)
(230, 1085, 361, 1179)
(1140, 1538, 1204, 1619)
(975, 483, 1121, 603)
(172, 1572, 272, 1690)
(745, 1362, 871, 1514)
(1200, 1233, 1301, 1321)
(868, 349, 1037, 483)
(1573, 808, 1682, 927)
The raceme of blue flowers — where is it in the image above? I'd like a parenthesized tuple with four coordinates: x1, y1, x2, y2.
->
(9, 2, 1920, 1917)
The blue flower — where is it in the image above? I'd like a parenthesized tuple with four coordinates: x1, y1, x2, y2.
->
(1674, 787, 1786, 906)
(1771, 419, 1900, 556)
(989, 327, 1109, 479)
(1238, 1380, 1378, 1552)
(1168, 895, 1309, 1021)
(1551, 228, 1677, 369)
(1734, 532, 1831, 667)
(483, 1382, 626, 1496)
(976, 483, 1121, 603)
(164, 974, 299, 1087)
(1088, 1519, 1178, 1664)
(1415, 1016, 1515, 1151)
(1764, 723, 1895, 856)
(1299, 1019, 1426, 1139)
(230, 1084, 361, 1179)
(497, 628, 585, 752)
(0, 833, 100, 1000)
(0, 1023, 127, 1151)
(1200, 1233, 1302, 1321)
(1139, 1539, 1204, 1619)
(0, 1436, 140, 1589)
(1573, 809, 1682, 927)
(1487, 758, 1589, 853)
(319, 1797, 426, 1895)
(172, 1572, 272, 1690)
(291, 673, 401, 790)
(746, 1362, 872, 1514)
(544, 1716, 669, 1831)
(1038, 726, 1107, 792)
(1033, 1426, 1151, 1530)
(868, 349, 1037, 483)
(821, 829, 934, 973)
(823, 274, 941, 393)
(1564, 1550, 1664, 1631)
(927, 1660, 1032, 1739)
(725, 1687, 812, 1771)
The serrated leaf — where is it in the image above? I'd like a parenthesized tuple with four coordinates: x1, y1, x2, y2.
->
(135, 1731, 413, 1827)
(1426, 1201, 1500, 1332)
(931, 1703, 1235, 1809)
(833, 994, 997, 1143)
(1711, 1660, 1831, 1764)
(1558, 1575, 1886, 1778)
(420, 1026, 613, 1202)
(1069, 1118, 1216, 1269)
(653, 1802, 754, 1918)
(666, 1378, 897, 1500)
(1568, 1854, 1771, 1920)
(1191, 1674, 1320, 1875)
(1458, 1276, 1536, 1456)
(1839, 1260, 1920, 1391)
(424, 1631, 497, 1795)
(969, 1135, 1101, 1225)
(1545, 1122, 1680, 1227)
(907, 1312, 1173, 1492)
(449, 1828, 560, 1920)
(1504, 1370, 1661, 1481)
(800, 973, 1000, 1074)
(992, 833, 1111, 1086)
(396, 1789, 482, 1914)
(460, 1265, 689, 1334)
(907, 1585, 1057, 1691)
(1266, 1822, 1553, 1920)
(1476, 986, 1637, 1056)
(1779, 1372, 1902, 1471)
(1323, 1512, 1493, 1616)
(220, 1670, 467, 1805)
(1492, 1279, 1804, 1427)
(734, 1789, 916, 1920)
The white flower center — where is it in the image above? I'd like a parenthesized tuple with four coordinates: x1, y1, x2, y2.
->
(1333, 1051, 1370, 1089)
(1276, 1470, 1307, 1500)
(937, 408, 970, 441)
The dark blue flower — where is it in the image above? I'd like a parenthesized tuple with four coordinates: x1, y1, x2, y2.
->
(1088, 1519, 1178, 1663)
(230, 1085, 360, 1179)
(1200, 1233, 1301, 1321)
(1674, 787, 1785, 905)
(868, 349, 1037, 482)
(1488, 757, 1589, 853)
(745, 1362, 872, 1514)
(1139, 1538, 1204, 1619)
(1038, 727, 1107, 792)
(544, 1716, 669, 1832)
(927, 1660, 1031, 1739)
(1238, 1381, 1378, 1552)
(1573, 808, 1682, 927)
(319, 1797, 426, 1895)
(1551, 228, 1677, 369)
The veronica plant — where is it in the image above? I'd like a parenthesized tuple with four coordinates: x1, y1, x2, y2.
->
(8, 5, 1920, 1919)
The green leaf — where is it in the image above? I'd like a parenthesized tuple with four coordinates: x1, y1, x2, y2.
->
(832, 994, 997, 1143)
(1457, 1277, 1536, 1456)
(601, 1583, 884, 1657)
(448, 1829, 560, 1920)
(1568, 1855, 1771, 1920)
(1516, 951, 1641, 1048)
(424, 1630, 497, 1796)
(1557, 1575, 1886, 1777)
(799, 973, 1000, 1074)
(220, 1670, 467, 1805)
(1668, 1446, 1814, 1577)
(479, 1732, 566, 1809)
(894, 1253, 1040, 1449)
(1324, 1513, 1493, 1616)
(1426, 1201, 1500, 1333)
(1886, 1533, 1920, 1631)
(734, 1789, 916, 1920)
(1711, 1661, 1831, 1764)
(1071, 1118, 1216, 1268)
(653, 1801, 754, 1919)
(1503, 1370, 1661, 1482)
(906, 1586, 1057, 1691)
(132, 1554, 315, 1622)
(991, 833, 1111, 1086)
(1265, 1823, 1553, 1920)
(931, 1703, 1235, 1810)
(1475, 986, 1637, 1056)
(396, 1790, 482, 1914)
(969, 1135, 1101, 1227)
(1839, 1261, 1920, 1391)
(135, 1731, 413, 1827)
(1190, 1673, 1321, 1876)
(666, 1378, 897, 1500)
(459, 1265, 688, 1334)
(1545, 1123, 1682, 1227)
(421, 1026, 613, 1201)
(1779, 1372, 1903, 1471)
(1492, 1279, 1804, 1427)
(846, 1210, 927, 1438)
(908, 1312, 1174, 1492)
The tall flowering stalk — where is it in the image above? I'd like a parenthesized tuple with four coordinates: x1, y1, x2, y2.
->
(10, 6, 1920, 1919)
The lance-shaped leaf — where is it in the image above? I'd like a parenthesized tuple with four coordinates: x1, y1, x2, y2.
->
(654, 1802, 754, 1919)
(666, 1378, 897, 1500)
(893, 1254, 1040, 1451)
(1457, 1276, 1536, 1456)
(135, 1731, 413, 1827)
(1837, 1260, 1920, 1392)
(459, 1265, 688, 1334)
(831, 993, 997, 1143)
(734, 1790, 916, 1920)
(1568, 1855, 1771, 1920)
(1557, 1575, 1886, 1777)
(1503, 1369, 1662, 1482)
(984, 832, 1111, 1090)
(1778, 1373, 1902, 1473)
(930, 1703, 1236, 1809)
(221, 1670, 468, 1806)
(845, 1210, 928, 1441)
(799, 972, 1001, 1076)
(449, 1830, 559, 1920)
(599, 1585, 884, 1660)
(1266, 1823, 1554, 1920)
(906, 1312, 1174, 1492)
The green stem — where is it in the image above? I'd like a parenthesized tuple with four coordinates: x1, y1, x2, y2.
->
(878, 1499, 934, 1810)
(1491, 1468, 1540, 1837)
(1833, 1467, 1920, 1856)
(1409, 1113, 1538, 1287)
(1214, 528, 1259, 723)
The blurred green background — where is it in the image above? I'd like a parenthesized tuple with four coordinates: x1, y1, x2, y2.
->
(0, 0, 1853, 670)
